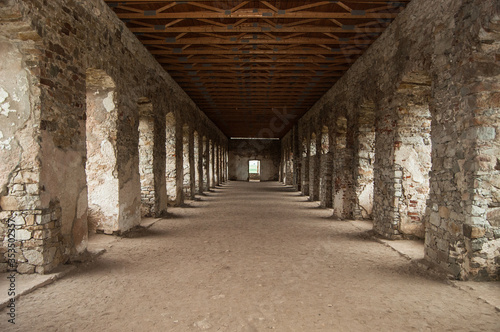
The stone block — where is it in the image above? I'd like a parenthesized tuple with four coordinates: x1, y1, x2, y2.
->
(486, 208, 500, 227)
(12, 184, 24, 192)
(36, 214, 52, 225)
(25, 214, 35, 225)
(439, 206, 450, 219)
(470, 238, 486, 252)
(463, 224, 486, 239)
(15, 229, 31, 240)
(22, 171, 39, 183)
(475, 127, 496, 141)
(23, 249, 44, 265)
(12, 215, 25, 225)
(17, 263, 35, 274)
(429, 212, 441, 227)
(0, 196, 21, 210)
(25, 183, 39, 195)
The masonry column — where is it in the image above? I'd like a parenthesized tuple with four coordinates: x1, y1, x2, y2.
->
(189, 128, 196, 199)
(301, 127, 310, 196)
(175, 115, 184, 205)
(198, 132, 204, 194)
(293, 125, 301, 191)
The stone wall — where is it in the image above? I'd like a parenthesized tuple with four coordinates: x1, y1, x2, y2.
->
(0, 0, 227, 273)
(280, 0, 500, 280)
(229, 139, 280, 181)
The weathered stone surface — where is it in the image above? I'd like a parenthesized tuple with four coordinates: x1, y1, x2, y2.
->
(23, 249, 43, 265)
(0, 0, 227, 273)
(280, 0, 500, 280)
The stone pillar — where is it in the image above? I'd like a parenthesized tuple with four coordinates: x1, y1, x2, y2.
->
(352, 102, 376, 219)
(216, 144, 221, 185)
(0, 22, 67, 273)
(198, 133, 204, 194)
(165, 112, 177, 205)
(319, 124, 333, 208)
(301, 128, 310, 196)
(175, 116, 184, 205)
(189, 128, 196, 199)
(293, 125, 301, 191)
(138, 115, 155, 217)
(311, 131, 321, 201)
(210, 140, 216, 188)
(182, 124, 190, 199)
(204, 137, 210, 191)
(153, 108, 168, 215)
(424, 13, 500, 280)
(333, 116, 348, 219)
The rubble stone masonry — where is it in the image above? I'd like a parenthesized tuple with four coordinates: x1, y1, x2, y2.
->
(0, 0, 227, 273)
(281, 0, 500, 280)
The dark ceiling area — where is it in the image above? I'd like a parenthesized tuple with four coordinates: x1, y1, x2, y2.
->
(103, 0, 411, 138)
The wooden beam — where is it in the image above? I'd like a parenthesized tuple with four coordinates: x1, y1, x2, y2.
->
(104, 0, 411, 4)
(104, 0, 408, 3)
(149, 49, 363, 55)
(117, 11, 398, 20)
(131, 24, 388, 34)
(169, 72, 342, 77)
(165, 65, 348, 70)
(141, 37, 372, 45)
(158, 57, 356, 64)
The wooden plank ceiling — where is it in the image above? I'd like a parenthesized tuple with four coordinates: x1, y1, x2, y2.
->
(103, 0, 411, 138)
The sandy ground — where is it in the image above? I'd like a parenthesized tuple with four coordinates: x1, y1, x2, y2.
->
(1, 181, 499, 331)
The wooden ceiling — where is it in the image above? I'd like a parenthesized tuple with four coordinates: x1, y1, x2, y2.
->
(103, 0, 411, 138)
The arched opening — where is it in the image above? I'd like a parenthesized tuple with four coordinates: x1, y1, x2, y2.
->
(320, 125, 333, 208)
(182, 124, 190, 198)
(165, 112, 176, 205)
(85, 69, 119, 233)
(333, 116, 347, 219)
(395, 73, 432, 238)
(138, 97, 155, 217)
(354, 102, 376, 219)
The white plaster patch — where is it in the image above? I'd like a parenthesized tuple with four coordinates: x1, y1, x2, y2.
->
(395, 146, 425, 183)
(359, 182, 374, 217)
(100, 139, 116, 163)
(1, 101, 16, 117)
(75, 237, 88, 254)
(0, 88, 8, 103)
(103, 91, 115, 112)
(0, 136, 12, 150)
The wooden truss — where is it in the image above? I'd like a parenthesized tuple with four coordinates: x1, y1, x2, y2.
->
(104, 0, 410, 137)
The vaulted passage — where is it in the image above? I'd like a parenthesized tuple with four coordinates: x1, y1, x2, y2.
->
(2, 182, 498, 331)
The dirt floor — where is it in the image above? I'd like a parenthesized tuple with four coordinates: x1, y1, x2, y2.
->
(1, 181, 499, 331)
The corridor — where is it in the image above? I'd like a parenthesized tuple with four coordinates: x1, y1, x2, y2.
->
(1, 182, 499, 331)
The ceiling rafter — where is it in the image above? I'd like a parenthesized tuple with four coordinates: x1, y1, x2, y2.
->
(117, 11, 399, 20)
(105, 0, 411, 138)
